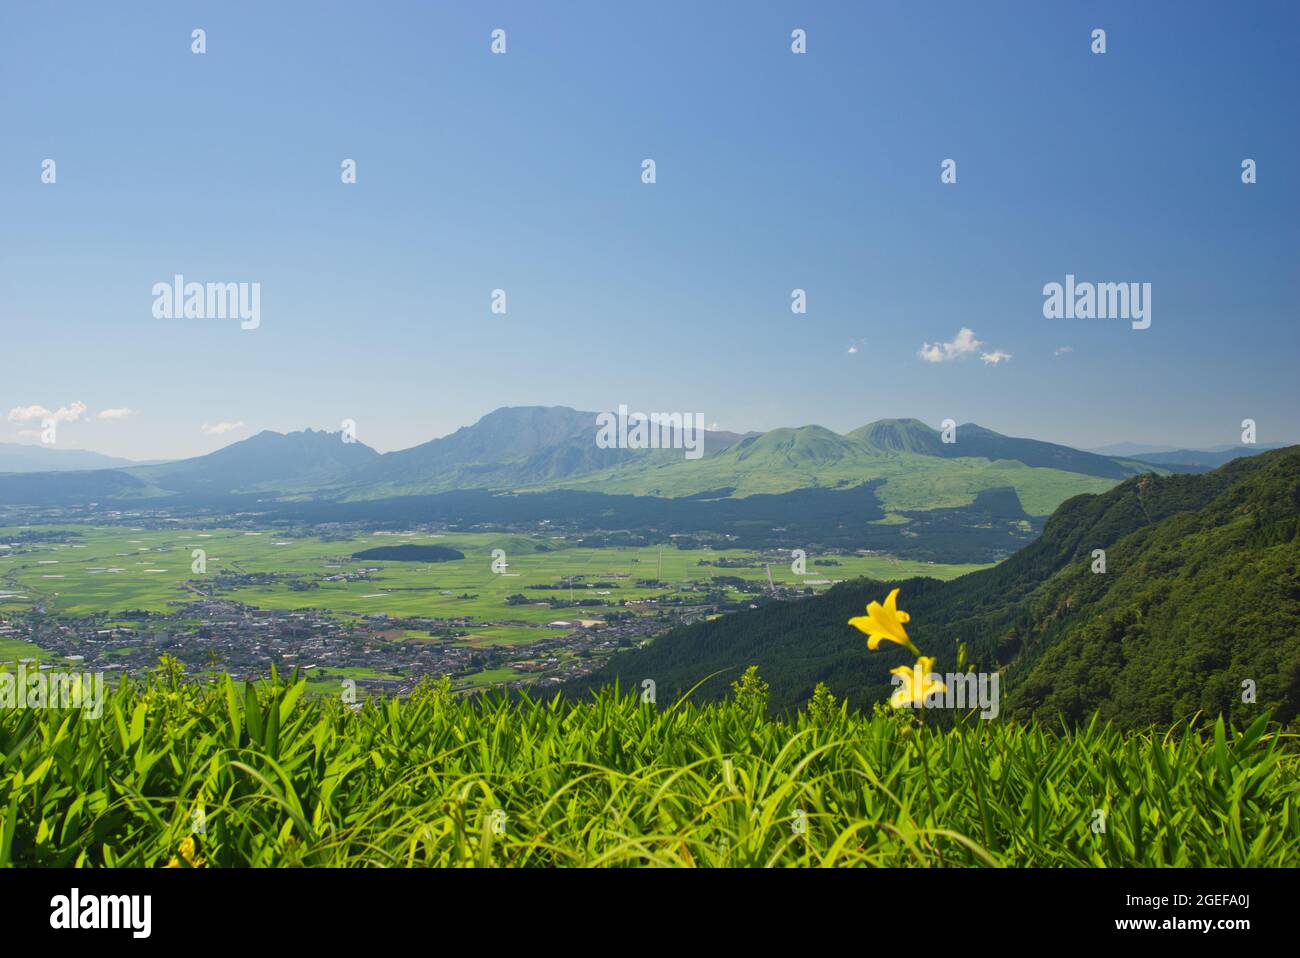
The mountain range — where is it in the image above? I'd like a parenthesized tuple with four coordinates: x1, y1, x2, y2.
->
(0, 407, 1280, 526)
(1088, 442, 1286, 459)
(1130, 446, 1286, 472)
(0, 406, 1162, 510)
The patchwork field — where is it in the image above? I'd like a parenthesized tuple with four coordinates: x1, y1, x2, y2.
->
(0, 526, 989, 651)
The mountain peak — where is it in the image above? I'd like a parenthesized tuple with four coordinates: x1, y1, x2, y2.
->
(730, 425, 858, 465)
(848, 418, 945, 454)
(138, 427, 378, 492)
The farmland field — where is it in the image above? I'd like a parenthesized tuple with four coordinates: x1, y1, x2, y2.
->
(0, 525, 987, 622)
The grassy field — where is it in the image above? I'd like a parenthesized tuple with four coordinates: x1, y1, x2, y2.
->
(0, 526, 988, 628)
(1, 664, 1294, 867)
(526, 447, 1120, 516)
(0, 637, 42, 659)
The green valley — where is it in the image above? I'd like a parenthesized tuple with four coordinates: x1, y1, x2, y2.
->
(0, 525, 988, 693)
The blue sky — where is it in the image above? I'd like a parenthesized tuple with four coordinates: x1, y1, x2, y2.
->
(3, 1, 1297, 460)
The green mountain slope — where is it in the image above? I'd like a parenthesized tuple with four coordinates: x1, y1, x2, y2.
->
(939, 423, 1140, 479)
(535, 420, 1136, 516)
(568, 447, 1300, 727)
(847, 418, 947, 454)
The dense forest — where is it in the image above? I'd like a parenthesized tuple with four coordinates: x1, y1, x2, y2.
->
(568, 448, 1300, 728)
(350, 544, 465, 562)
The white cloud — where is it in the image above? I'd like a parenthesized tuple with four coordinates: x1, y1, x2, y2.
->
(201, 420, 246, 435)
(847, 345, 858, 354)
(1054, 345, 1073, 357)
(97, 408, 134, 421)
(6, 405, 49, 423)
(981, 350, 1013, 365)
(919, 328, 982, 363)
(6, 401, 86, 424)
(56, 402, 88, 423)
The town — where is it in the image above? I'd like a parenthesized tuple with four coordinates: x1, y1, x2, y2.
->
(1, 569, 816, 699)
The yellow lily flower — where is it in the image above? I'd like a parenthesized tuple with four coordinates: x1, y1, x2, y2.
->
(179, 836, 200, 865)
(849, 588, 921, 656)
(164, 836, 206, 869)
(889, 657, 946, 710)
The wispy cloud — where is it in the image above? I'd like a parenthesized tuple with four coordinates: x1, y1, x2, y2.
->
(1054, 345, 1073, 357)
(6, 401, 87, 424)
(981, 350, 1013, 365)
(201, 420, 246, 436)
(919, 328, 982, 363)
(96, 408, 134, 421)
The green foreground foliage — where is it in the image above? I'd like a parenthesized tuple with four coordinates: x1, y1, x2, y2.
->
(2, 664, 1297, 868)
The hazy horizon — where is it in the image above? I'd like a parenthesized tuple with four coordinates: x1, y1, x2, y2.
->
(2, 403, 1293, 462)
